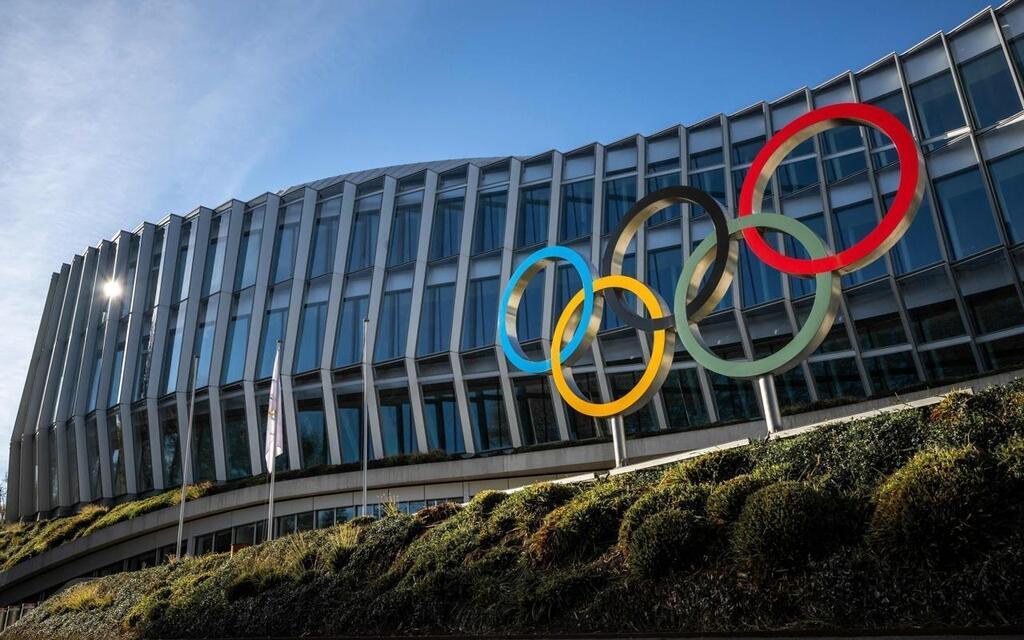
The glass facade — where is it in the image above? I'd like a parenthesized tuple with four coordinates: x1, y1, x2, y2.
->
(15, 6, 1024, 523)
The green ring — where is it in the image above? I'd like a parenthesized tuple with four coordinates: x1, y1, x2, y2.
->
(673, 213, 841, 379)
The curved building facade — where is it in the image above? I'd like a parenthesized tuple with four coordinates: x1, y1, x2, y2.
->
(7, 3, 1024, 549)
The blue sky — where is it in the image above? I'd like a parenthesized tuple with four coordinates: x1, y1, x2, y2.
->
(0, 0, 994, 486)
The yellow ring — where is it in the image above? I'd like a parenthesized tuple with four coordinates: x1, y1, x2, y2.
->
(550, 275, 674, 417)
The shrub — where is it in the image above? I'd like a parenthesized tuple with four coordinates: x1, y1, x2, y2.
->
(869, 445, 993, 562)
(995, 433, 1024, 485)
(47, 581, 113, 613)
(2, 505, 108, 570)
(626, 509, 715, 578)
(344, 513, 422, 581)
(731, 481, 850, 571)
(618, 482, 710, 546)
(926, 384, 1024, 451)
(705, 474, 767, 524)
(482, 483, 577, 542)
(659, 447, 753, 487)
(528, 477, 647, 566)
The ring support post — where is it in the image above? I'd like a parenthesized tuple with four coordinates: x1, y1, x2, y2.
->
(609, 415, 628, 467)
(757, 375, 782, 436)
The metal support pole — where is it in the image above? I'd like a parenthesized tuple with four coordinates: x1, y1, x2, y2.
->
(361, 318, 369, 516)
(174, 355, 200, 560)
(757, 375, 782, 436)
(609, 415, 628, 468)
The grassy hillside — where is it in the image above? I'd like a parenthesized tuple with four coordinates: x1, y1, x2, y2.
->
(6, 382, 1024, 639)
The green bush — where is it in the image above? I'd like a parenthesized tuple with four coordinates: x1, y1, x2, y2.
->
(995, 433, 1024, 484)
(659, 447, 753, 487)
(731, 481, 851, 571)
(482, 482, 577, 542)
(869, 445, 993, 562)
(926, 384, 1024, 451)
(705, 474, 766, 524)
(626, 509, 715, 578)
(2, 505, 108, 571)
(618, 482, 710, 546)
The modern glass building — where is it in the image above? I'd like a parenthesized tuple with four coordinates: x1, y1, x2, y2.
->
(8, 2, 1024, 529)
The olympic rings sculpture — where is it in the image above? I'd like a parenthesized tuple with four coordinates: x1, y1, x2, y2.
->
(498, 103, 926, 418)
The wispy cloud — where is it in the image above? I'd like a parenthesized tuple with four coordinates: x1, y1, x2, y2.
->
(0, 0, 394, 487)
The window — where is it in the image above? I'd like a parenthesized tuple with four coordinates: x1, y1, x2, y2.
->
(256, 286, 289, 379)
(601, 254, 636, 331)
(190, 403, 216, 482)
(554, 262, 583, 325)
(515, 274, 544, 342)
(422, 384, 464, 453)
(864, 352, 920, 395)
(336, 393, 366, 464)
(514, 378, 559, 445)
(848, 283, 907, 351)
(160, 305, 184, 395)
(603, 176, 637, 234)
(689, 147, 723, 170)
(375, 290, 412, 361)
(429, 189, 465, 260)
(921, 343, 977, 382)
(564, 372, 603, 440)
(222, 290, 253, 384)
(107, 411, 126, 496)
(387, 192, 422, 266)
(884, 193, 942, 274)
(347, 194, 381, 271)
(645, 172, 681, 225)
(271, 202, 301, 283)
(235, 206, 265, 290)
(659, 368, 709, 429)
(158, 406, 181, 488)
(378, 389, 417, 457)
(559, 180, 593, 241)
(708, 352, 760, 423)
(989, 149, 1024, 244)
(296, 396, 329, 468)
(467, 380, 512, 451)
(810, 358, 864, 401)
(959, 48, 1021, 128)
(516, 185, 550, 247)
(473, 190, 506, 254)
(739, 239, 782, 307)
(462, 277, 499, 350)
(832, 201, 887, 286)
(295, 282, 329, 373)
(65, 422, 79, 503)
(85, 417, 102, 498)
(776, 158, 819, 197)
(308, 197, 341, 278)
(868, 92, 911, 169)
(201, 214, 228, 297)
(955, 253, 1024, 335)
(170, 222, 194, 302)
(222, 396, 251, 480)
(783, 213, 828, 298)
(193, 299, 217, 387)
(418, 284, 455, 355)
(911, 72, 966, 139)
(334, 296, 369, 367)
(136, 315, 155, 398)
(132, 407, 152, 492)
(933, 167, 1000, 259)
(900, 269, 966, 344)
(980, 332, 1024, 370)
(107, 325, 126, 407)
(647, 135, 680, 173)
(647, 247, 682, 310)
(688, 168, 726, 215)
(731, 136, 765, 165)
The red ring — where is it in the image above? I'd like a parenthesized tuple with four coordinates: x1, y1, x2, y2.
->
(738, 102, 924, 276)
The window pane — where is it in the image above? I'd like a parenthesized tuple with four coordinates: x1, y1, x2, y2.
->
(387, 193, 422, 266)
(201, 214, 228, 297)
(66, 420, 80, 503)
(933, 168, 1001, 259)
(256, 294, 288, 379)
(645, 172, 682, 225)
(885, 193, 942, 274)
(191, 403, 216, 482)
(609, 371, 657, 433)
(107, 411, 126, 496)
(461, 278, 499, 350)
(516, 185, 550, 247)
(563, 372, 603, 440)
(160, 305, 184, 395)
(911, 72, 966, 139)
(515, 275, 544, 342)
(193, 299, 217, 388)
(559, 180, 593, 241)
(777, 158, 819, 197)
(336, 394, 368, 464)
(848, 282, 907, 351)
(131, 408, 152, 492)
(347, 196, 381, 271)
(868, 92, 911, 149)
(222, 291, 252, 384)
(864, 352, 920, 395)
(739, 238, 782, 307)
(271, 204, 301, 283)
(222, 396, 251, 480)
(158, 406, 181, 488)
(378, 389, 417, 457)
(689, 147, 723, 170)
(235, 207, 265, 290)
(731, 136, 765, 165)
(473, 191, 507, 254)
(429, 190, 465, 260)
(989, 149, 1024, 244)
(422, 385, 464, 454)
(375, 290, 412, 361)
(296, 396, 329, 468)
(514, 378, 559, 445)
(334, 296, 369, 367)
(308, 198, 341, 278)
(783, 213, 828, 298)
(688, 168, 726, 216)
(647, 247, 683, 307)
(832, 200, 887, 286)
(418, 284, 455, 356)
(959, 48, 1021, 128)
(921, 343, 977, 382)
(659, 368, 709, 429)
(601, 254, 636, 331)
(979, 332, 1024, 370)
(603, 176, 637, 234)
(295, 300, 328, 373)
(898, 267, 966, 343)
(810, 357, 864, 401)
(954, 253, 1024, 335)
(467, 381, 512, 451)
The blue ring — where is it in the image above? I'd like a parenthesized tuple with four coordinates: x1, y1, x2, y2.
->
(498, 246, 594, 374)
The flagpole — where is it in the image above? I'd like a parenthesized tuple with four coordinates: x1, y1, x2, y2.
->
(361, 318, 369, 517)
(266, 341, 282, 542)
(175, 354, 200, 560)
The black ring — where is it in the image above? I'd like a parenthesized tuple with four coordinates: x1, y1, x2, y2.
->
(600, 185, 732, 332)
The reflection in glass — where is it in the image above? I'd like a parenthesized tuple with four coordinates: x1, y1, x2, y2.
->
(422, 385, 464, 453)
(378, 389, 417, 457)
(516, 185, 550, 247)
(375, 290, 412, 361)
(462, 278, 499, 350)
(560, 180, 593, 241)
(334, 296, 369, 367)
(911, 71, 966, 139)
(467, 381, 512, 451)
(933, 168, 1001, 259)
(473, 190, 507, 254)
(418, 284, 455, 355)
(959, 48, 1021, 129)
(515, 378, 559, 445)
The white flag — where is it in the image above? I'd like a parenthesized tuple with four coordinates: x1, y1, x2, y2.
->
(264, 344, 284, 471)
